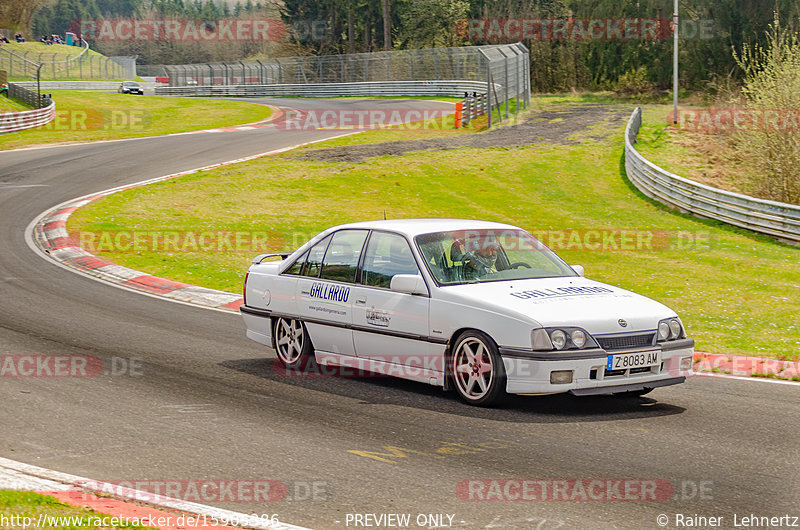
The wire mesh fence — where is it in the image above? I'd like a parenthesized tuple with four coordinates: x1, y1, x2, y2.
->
(7, 82, 52, 108)
(157, 43, 529, 125)
(0, 43, 126, 81)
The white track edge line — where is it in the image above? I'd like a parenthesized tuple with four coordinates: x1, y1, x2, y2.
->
(0, 457, 309, 530)
(25, 131, 360, 313)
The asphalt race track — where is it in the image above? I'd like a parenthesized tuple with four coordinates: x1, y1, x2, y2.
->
(1, 97, 798, 529)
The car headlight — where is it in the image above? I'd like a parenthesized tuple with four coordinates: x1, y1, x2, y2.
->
(657, 318, 684, 341)
(658, 321, 670, 341)
(571, 329, 587, 348)
(551, 329, 567, 350)
(669, 319, 682, 338)
(531, 327, 597, 351)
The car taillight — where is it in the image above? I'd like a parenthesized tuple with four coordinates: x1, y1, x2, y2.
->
(243, 272, 249, 306)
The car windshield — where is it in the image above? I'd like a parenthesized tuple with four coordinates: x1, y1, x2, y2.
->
(123, 82, 139, 86)
(415, 229, 577, 285)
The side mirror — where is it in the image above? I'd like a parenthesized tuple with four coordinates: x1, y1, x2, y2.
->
(571, 265, 585, 277)
(390, 274, 428, 296)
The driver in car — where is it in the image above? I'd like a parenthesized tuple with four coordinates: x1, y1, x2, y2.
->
(451, 237, 500, 279)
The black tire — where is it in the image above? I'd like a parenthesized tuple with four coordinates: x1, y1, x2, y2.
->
(273, 317, 313, 368)
(450, 330, 506, 406)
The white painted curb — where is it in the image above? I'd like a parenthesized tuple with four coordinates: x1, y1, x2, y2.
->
(0, 457, 310, 530)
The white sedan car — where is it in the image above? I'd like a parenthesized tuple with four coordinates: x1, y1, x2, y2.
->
(241, 220, 694, 406)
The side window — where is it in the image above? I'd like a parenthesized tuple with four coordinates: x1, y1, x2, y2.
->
(283, 250, 308, 275)
(302, 235, 331, 278)
(361, 232, 420, 289)
(319, 230, 368, 283)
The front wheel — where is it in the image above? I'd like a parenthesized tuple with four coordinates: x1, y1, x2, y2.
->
(451, 331, 506, 406)
(273, 317, 312, 368)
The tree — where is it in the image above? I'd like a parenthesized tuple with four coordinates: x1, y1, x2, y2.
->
(382, 0, 390, 49)
(733, 13, 800, 204)
(396, 0, 469, 48)
(1, 0, 53, 34)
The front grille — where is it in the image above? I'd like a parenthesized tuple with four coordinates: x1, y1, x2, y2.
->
(597, 333, 655, 351)
(604, 365, 656, 378)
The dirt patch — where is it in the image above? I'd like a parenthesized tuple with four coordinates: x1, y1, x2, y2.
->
(295, 104, 629, 162)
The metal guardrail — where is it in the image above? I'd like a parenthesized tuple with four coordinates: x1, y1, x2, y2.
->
(461, 93, 488, 127)
(154, 43, 529, 127)
(625, 107, 800, 244)
(7, 82, 52, 108)
(155, 80, 491, 98)
(13, 81, 153, 91)
(0, 100, 56, 133)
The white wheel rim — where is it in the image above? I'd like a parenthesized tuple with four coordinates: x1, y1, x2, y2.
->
(276, 318, 304, 364)
(453, 337, 494, 400)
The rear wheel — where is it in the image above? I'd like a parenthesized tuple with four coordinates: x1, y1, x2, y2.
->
(273, 317, 312, 368)
(451, 331, 506, 406)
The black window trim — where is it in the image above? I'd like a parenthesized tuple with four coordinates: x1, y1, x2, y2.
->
(318, 228, 370, 284)
(300, 233, 332, 279)
(278, 228, 431, 296)
(357, 229, 425, 293)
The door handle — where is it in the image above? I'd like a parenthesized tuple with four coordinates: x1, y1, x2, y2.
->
(301, 290, 310, 295)
(355, 298, 367, 305)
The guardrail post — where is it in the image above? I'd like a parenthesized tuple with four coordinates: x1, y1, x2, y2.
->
(486, 63, 492, 128)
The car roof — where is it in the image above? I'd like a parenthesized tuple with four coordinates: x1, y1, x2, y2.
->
(326, 219, 523, 238)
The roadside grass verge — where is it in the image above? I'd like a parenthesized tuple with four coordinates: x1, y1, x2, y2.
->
(3, 42, 130, 81)
(634, 105, 755, 196)
(0, 96, 30, 112)
(283, 98, 527, 149)
(67, 95, 800, 359)
(0, 92, 272, 150)
(3, 42, 88, 57)
(0, 490, 156, 529)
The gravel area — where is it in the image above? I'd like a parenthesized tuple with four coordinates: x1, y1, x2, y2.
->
(295, 104, 629, 162)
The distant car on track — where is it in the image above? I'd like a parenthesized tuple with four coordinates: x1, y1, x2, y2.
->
(241, 220, 694, 406)
(118, 81, 144, 95)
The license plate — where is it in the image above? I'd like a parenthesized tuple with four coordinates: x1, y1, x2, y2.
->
(606, 350, 661, 370)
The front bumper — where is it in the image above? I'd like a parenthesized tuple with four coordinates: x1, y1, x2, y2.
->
(500, 339, 694, 395)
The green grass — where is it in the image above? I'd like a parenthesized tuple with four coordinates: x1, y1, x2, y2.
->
(2, 42, 128, 81)
(0, 91, 272, 150)
(0, 490, 156, 529)
(68, 95, 800, 360)
(2, 42, 89, 57)
(0, 95, 30, 111)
